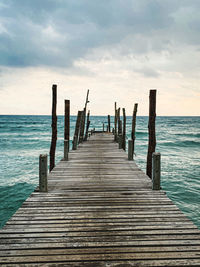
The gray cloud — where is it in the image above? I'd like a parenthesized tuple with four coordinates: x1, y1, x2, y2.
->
(0, 0, 200, 75)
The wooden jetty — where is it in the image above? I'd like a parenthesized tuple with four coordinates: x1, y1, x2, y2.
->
(0, 132, 200, 266)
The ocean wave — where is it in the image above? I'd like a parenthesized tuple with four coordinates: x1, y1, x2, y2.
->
(175, 133, 200, 138)
(160, 140, 200, 147)
(136, 131, 147, 136)
(0, 183, 35, 228)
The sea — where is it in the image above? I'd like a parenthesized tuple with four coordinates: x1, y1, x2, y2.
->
(0, 115, 199, 229)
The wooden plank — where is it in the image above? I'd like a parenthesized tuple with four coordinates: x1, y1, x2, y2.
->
(2, 259, 200, 267)
(1, 245, 200, 257)
(1, 251, 200, 264)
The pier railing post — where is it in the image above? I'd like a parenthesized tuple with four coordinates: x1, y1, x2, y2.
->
(84, 110, 90, 141)
(152, 152, 161, 190)
(73, 135, 78, 150)
(118, 134, 123, 149)
(79, 109, 85, 143)
(108, 115, 111, 132)
(131, 103, 138, 157)
(122, 108, 126, 151)
(117, 108, 121, 142)
(50, 84, 57, 172)
(39, 154, 48, 192)
(73, 110, 82, 150)
(146, 90, 156, 178)
(64, 99, 70, 151)
(64, 140, 69, 161)
(114, 102, 117, 141)
(128, 140, 133, 160)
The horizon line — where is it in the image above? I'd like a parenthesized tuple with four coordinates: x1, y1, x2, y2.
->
(0, 114, 200, 117)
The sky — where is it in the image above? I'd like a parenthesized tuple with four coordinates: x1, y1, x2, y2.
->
(0, 0, 200, 116)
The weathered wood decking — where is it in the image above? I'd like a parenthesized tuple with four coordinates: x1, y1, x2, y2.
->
(0, 133, 200, 266)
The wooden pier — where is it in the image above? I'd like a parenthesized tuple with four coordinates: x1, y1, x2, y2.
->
(0, 132, 200, 266)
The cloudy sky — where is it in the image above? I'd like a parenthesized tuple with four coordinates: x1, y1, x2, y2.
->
(0, 0, 200, 115)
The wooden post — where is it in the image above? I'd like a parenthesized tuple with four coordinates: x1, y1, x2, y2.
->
(73, 111, 82, 150)
(79, 108, 85, 143)
(131, 103, 138, 159)
(39, 154, 48, 192)
(117, 108, 121, 142)
(122, 108, 126, 151)
(119, 119, 122, 136)
(79, 90, 90, 143)
(85, 89, 90, 108)
(73, 135, 78, 150)
(128, 140, 133, 160)
(108, 115, 111, 132)
(84, 110, 90, 141)
(118, 134, 123, 149)
(152, 152, 161, 190)
(64, 140, 69, 161)
(50, 84, 57, 172)
(146, 90, 156, 178)
(64, 100, 70, 151)
(114, 102, 117, 141)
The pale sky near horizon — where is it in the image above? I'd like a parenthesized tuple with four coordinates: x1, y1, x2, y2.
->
(0, 0, 200, 116)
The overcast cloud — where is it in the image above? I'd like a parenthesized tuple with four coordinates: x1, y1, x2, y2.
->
(0, 1, 200, 71)
(0, 0, 200, 115)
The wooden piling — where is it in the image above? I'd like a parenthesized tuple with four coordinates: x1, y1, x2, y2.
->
(146, 90, 156, 178)
(84, 110, 90, 141)
(119, 119, 122, 136)
(152, 152, 161, 190)
(118, 134, 123, 149)
(64, 100, 70, 151)
(114, 102, 117, 141)
(79, 90, 90, 142)
(79, 108, 85, 143)
(117, 108, 121, 142)
(64, 140, 69, 161)
(39, 154, 48, 192)
(73, 111, 82, 150)
(128, 139, 133, 160)
(131, 103, 138, 158)
(122, 108, 126, 151)
(50, 84, 57, 172)
(108, 115, 111, 132)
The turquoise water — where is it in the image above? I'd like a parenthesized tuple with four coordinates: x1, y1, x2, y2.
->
(0, 115, 199, 228)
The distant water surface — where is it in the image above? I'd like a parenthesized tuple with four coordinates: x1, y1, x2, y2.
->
(0, 115, 199, 228)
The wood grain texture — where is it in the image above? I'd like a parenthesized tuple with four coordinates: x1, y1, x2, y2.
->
(64, 99, 70, 142)
(0, 133, 200, 266)
(49, 84, 57, 172)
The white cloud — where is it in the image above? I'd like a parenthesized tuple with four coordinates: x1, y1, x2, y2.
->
(0, 0, 200, 115)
